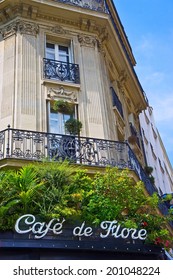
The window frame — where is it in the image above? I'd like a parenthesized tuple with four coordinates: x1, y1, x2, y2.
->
(47, 101, 76, 135)
(46, 41, 72, 63)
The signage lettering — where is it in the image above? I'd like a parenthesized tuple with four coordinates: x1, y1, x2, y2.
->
(15, 214, 65, 239)
(100, 221, 147, 240)
(73, 221, 93, 237)
(15, 214, 147, 241)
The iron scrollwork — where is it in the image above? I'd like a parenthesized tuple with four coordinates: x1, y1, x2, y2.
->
(43, 58, 80, 84)
(52, 0, 107, 13)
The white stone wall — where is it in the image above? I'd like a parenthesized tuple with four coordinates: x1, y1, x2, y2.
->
(140, 107, 173, 194)
(0, 35, 15, 129)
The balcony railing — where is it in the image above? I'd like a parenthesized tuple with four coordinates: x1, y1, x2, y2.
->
(111, 87, 124, 119)
(53, 0, 108, 13)
(0, 127, 172, 226)
(129, 122, 141, 148)
(43, 58, 80, 84)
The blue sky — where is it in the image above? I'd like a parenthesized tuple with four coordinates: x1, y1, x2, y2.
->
(114, 0, 173, 166)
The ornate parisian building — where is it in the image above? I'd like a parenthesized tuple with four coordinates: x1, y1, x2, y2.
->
(0, 0, 172, 259)
(0, 0, 147, 167)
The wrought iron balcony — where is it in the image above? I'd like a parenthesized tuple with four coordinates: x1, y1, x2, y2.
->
(129, 122, 141, 148)
(43, 58, 80, 84)
(53, 0, 108, 13)
(0, 127, 172, 225)
(111, 87, 124, 119)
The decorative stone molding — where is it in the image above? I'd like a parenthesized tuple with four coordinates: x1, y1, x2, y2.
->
(0, 21, 18, 39)
(98, 27, 109, 43)
(78, 34, 97, 48)
(97, 39, 106, 55)
(51, 25, 67, 35)
(47, 86, 78, 102)
(135, 104, 143, 115)
(0, 4, 37, 23)
(118, 70, 128, 86)
(18, 21, 39, 36)
(37, 13, 80, 29)
(79, 18, 95, 32)
(22, 4, 38, 20)
(124, 96, 132, 110)
(117, 70, 128, 92)
(0, 20, 39, 39)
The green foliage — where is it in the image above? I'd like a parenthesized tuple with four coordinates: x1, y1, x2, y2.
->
(53, 100, 74, 115)
(29, 161, 76, 220)
(144, 166, 153, 175)
(0, 163, 172, 249)
(65, 118, 82, 135)
(81, 168, 157, 224)
(0, 166, 44, 230)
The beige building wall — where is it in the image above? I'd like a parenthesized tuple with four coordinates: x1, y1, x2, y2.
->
(0, 0, 148, 167)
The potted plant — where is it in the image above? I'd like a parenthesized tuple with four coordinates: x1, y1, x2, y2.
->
(144, 166, 153, 176)
(144, 166, 155, 185)
(53, 100, 74, 115)
(128, 135, 138, 144)
(65, 118, 82, 135)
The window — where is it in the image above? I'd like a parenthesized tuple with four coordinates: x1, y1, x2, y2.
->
(142, 128, 148, 144)
(144, 111, 150, 124)
(48, 102, 75, 134)
(150, 143, 157, 160)
(44, 41, 80, 83)
(151, 124, 157, 139)
(158, 158, 164, 173)
(111, 87, 124, 119)
(46, 43, 70, 63)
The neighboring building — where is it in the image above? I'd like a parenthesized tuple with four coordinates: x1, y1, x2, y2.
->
(0, 0, 172, 259)
(140, 106, 173, 195)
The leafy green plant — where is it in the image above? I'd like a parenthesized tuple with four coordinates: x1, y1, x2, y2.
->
(65, 118, 82, 135)
(0, 163, 172, 249)
(79, 167, 172, 248)
(29, 161, 76, 220)
(53, 100, 74, 115)
(144, 166, 155, 185)
(0, 166, 44, 229)
(144, 166, 153, 175)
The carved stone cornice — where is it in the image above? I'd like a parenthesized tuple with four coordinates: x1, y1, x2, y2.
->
(78, 34, 97, 48)
(79, 19, 95, 32)
(124, 95, 132, 110)
(117, 70, 128, 92)
(0, 4, 37, 23)
(47, 86, 78, 102)
(98, 26, 109, 43)
(0, 20, 39, 39)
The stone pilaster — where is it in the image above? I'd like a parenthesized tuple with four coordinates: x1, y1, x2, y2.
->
(16, 28, 38, 130)
(0, 35, 16, 128)
(78, 34, 107, 138)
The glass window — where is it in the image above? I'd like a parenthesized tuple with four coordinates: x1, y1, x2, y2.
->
(48, 104, 74, 134)
(46, 43, 70, 63)
(58, 46, 69, 63)
(46, 43, 55, 60)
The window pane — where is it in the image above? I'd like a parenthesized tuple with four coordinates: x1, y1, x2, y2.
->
(59, 46, 69, 63)
(46, 43, 55, 50)
(46, 52, 55, 60)
(46, 43, 55, 60)
(59, 46, 69, 54)
(49, 107, 71, 134)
